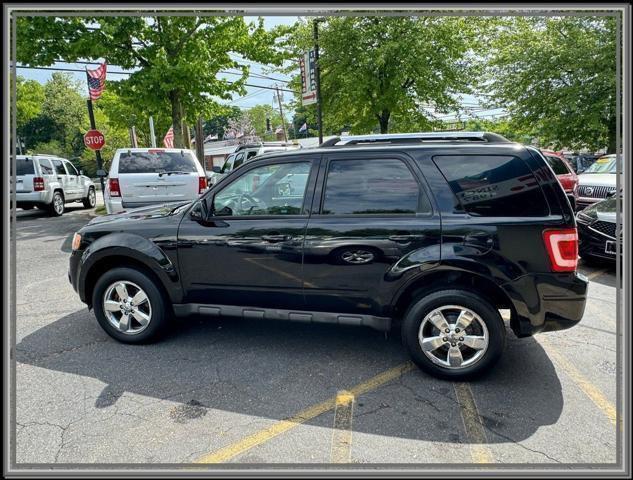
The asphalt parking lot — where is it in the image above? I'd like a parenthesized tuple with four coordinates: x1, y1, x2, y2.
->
(12, 204, 620, 466)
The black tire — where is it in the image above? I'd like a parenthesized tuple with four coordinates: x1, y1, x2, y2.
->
(92, 267, 170, 344)
(21, 205, 34, 210)
(401, 289, 506, 380)
(82, 187, 97, 209)
(48, 191, 65, 216)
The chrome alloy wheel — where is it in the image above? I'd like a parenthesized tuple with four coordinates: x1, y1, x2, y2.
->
(53, 194, 64, 214)
(88, 189, 96, 207)
(418, 305, 489, 369)
(102, 281, 152, 335)
(341, 249, 375, 264)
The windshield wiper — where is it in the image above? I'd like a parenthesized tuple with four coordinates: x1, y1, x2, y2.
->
(158, 170, 188, 176)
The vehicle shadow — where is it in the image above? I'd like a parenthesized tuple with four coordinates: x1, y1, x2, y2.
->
(16, 309, 564, 445)
(14, 208, 94, 247)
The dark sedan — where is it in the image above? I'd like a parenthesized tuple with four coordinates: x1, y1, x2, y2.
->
(576, 195, 620, 263)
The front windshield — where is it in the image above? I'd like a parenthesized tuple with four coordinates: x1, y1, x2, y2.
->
(583, 156, 616, 173)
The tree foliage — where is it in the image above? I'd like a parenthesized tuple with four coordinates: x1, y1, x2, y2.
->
(482, 16, 617, 152)
(284, 16, 484, 134)
(16, 16, 291, 147)
(15, 76, 45, 131)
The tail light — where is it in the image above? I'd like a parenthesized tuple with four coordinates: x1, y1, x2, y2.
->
(198, 176, 207, 194)
(108, 178, 121, 197)
(33, 177, 45, 191)
(543, 228, 578, 272)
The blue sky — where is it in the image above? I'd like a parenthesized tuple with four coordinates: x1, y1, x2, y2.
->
(17, 15, 505, 125)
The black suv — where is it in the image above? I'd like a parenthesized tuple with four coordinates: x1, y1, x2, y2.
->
(69, 132, 588, 379)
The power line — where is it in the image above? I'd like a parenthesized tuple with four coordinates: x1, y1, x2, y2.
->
(14, 64, 295, 93)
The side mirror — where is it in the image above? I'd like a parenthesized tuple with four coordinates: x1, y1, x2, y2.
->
(189, 200, 209, 222)
(212, 166, 222, 173)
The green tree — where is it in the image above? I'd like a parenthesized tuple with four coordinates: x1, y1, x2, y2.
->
(15, 76, 45, 134)
(17, 16, 291, 147)
(483, 16, 617, 153)
(244, 104, 283, 140)
(203, 105, 243, 139)
(285, 16, 483, 134)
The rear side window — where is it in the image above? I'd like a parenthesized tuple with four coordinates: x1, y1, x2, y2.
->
(52, 159, 67, 175)
(118, 151, 199, 174)
(38, 159, 54, 175)
(433, 155, 549, 217)
(233, 153, 245, 170)
(322, 159, 424, 215)
(545, 155, 569, 175)
(16, 158, 35, 175)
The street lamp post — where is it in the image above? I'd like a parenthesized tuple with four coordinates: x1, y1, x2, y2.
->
(313, 18, 325, 145)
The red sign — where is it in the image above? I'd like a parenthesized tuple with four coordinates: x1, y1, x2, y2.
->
(84, 129, 105, 150)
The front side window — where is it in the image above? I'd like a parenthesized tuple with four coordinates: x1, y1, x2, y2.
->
(118, 151, 198, 174)
(65, 162, 79, 176)
(233, 153, 245, 170)
(433, 155, 549, 217)
(220, 154, 235, 173)
(322, 159, 421, 215)
(52, 159, 67, 175)
(213, 162, 311, 216)
(38, 159, 54, 175)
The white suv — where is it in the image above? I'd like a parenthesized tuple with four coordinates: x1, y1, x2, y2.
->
(15, 154, 96, 216)
(104, 148, 208, 214)
(576, 154, 618, 210)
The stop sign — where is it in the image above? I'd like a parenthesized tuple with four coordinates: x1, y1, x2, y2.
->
(84, 129, 105, 150)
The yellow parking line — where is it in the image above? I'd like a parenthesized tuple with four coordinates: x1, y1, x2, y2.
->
(453, 382, 495, 463)
(195, 362, 415, 463)
(330, 390, 355, 463)
(542, 341, 617, 425)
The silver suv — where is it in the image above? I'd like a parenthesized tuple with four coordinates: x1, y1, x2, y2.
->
(15, 155, 96, 216)
(104, 148, 208, 214)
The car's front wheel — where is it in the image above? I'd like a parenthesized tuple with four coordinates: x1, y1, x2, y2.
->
(401, 289, 506, 380)
(92, 267, 169, 343)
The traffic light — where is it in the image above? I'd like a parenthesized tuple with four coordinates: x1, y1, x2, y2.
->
(266, 117, 271, 133)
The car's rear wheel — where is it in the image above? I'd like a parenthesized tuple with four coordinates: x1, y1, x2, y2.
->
(48, 191, 65, 216)
(83, 187, 96, 209)
(401, 289, 505, 380)
(92, 267, 169, 343)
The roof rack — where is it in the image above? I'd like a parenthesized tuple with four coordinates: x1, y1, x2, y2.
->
(319, 131, 511, 147)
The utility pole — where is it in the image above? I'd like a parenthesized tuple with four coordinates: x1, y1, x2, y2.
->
(275, 86, 288, 142)
(313, 18, 324, 145)
(86, 99, 106, 194)
(195, 116, 205, 168)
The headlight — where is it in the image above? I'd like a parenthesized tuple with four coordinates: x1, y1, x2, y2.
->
(71, 232, 82, 251)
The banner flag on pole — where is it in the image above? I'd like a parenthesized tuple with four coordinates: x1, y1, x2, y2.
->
(163, 126, 174, 148)
(299, 122, 307, 133)
(86, 62, 107, 100)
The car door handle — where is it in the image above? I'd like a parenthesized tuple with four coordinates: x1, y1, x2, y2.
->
(261, 234, 291, 242)
(389, 234, 418, 242)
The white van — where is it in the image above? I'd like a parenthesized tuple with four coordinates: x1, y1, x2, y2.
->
(104, 148, 208, 214)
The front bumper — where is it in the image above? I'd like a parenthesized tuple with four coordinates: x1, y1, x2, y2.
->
(501, 272, 588, 337)
(578, 222, 619, 261)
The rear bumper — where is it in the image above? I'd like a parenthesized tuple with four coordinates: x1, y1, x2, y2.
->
(16, 191, 51, 205)
(501, 272, 588, 337)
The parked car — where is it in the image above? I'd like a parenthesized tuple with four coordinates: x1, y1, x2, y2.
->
(541, 150, 579, 209)
(207, 142, 301, 186)
(567, 153, 599, 174)
(15, 154, 96, 216)
(577, 193, 620, 264)
(69, 131, 587, 380)
(576, 154, 618, 210)
(104, 148, 208, 214)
